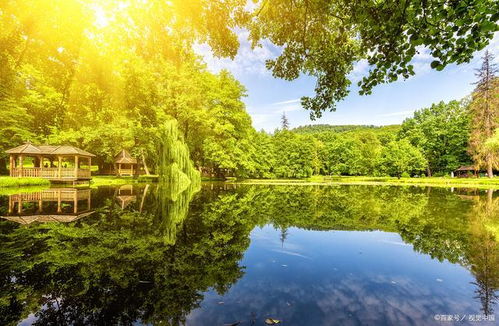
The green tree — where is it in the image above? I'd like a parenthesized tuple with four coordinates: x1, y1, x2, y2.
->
(281, 111, 290, 130)
(272, 130, 314, 178)
(400, 100, 472, 175)
(486, 128, 499, 152)
(379, 139, 427, 178)
(469, 51, 499, 177)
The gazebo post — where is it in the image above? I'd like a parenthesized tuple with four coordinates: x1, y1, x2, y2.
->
(9, 155, 13, 177)
(58, 156, 62, 178)
(57, 189, 62, 213)
(74, 190, 78, 214)
(89, 157, 92, 175)
(131, 163, 134, 176)
(39, 155, 43, 178)
(18, 155, 24, 177)
(74, 155, 79, 178)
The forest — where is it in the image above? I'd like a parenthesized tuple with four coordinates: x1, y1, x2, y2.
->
(0, 0, 498, 180)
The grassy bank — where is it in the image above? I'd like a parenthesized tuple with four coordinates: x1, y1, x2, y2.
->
(237, 176, 499, 189)
(0, 175, 158, 190)
(0, 176, 50, 188)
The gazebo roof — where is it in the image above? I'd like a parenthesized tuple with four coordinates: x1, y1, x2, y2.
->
(6, 143, 96, 157)
(455, 165, 476, 172)
(114, 149, 137, 164)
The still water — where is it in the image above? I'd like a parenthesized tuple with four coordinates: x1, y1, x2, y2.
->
(0, 183, 498, 325)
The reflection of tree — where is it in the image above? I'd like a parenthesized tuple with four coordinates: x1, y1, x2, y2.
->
(279, 227, 288, 247)
(467, 189, 499, 315)
(1, 184, 498, 324)
(0, 182, 252, 326)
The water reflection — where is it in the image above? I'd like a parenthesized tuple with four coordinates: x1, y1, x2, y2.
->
(0, 184, 497, 325)
(1, 188, 93, 224)
(467, 190, 499, 316)
(114, 185, 137, 209)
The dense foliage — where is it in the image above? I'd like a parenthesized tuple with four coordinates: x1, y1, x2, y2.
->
(0, 0, 497, 179)
(400, 100, 472, 175)
(0, 0, 256, 178)
(248, 0, 498, 118)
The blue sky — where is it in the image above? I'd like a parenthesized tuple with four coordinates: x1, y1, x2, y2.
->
(196, 32, 499, 132)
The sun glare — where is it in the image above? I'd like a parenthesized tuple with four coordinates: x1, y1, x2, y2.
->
(93, 5, 110, 28)
(90, 1, 132, 29)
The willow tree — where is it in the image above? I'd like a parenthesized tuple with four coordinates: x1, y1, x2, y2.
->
(469, 51, 499, 178)
(155, 120, 200, 190)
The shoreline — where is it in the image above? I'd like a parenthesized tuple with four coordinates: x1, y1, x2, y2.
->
(1, 175, 499, 191)
(234, 176, 499, 190)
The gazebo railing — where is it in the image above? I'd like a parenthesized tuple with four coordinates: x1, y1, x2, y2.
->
(10, 189, 91, 202)
(117, 168, 134, 176)
(10, 167, 91, 179)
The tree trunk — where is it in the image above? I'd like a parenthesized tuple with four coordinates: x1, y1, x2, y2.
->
(141, 150, 150, 175)
(487, 157, 493, 178)
(426, 166, 432, 177)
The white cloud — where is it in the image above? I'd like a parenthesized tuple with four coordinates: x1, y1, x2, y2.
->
(350, 59, 370, 80)
(378, 110, 415, 118)
(193, 29, 280, 77)
(272, 98, 301, 106)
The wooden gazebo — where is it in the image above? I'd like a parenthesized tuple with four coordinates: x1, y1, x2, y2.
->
(454, 166, 478, 178)
(114, 149, 137, 176)
(6, 143, 95, 182)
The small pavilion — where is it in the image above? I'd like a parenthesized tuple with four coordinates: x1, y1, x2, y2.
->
(114, 149, 138, 176)
(454, 166, 478, 178)
(6, 143, 95, 182)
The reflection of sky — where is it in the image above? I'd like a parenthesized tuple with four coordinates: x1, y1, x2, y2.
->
(187, 227, 494, 326)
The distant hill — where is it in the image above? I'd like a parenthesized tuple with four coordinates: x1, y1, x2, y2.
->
(292, 124, 399, 134)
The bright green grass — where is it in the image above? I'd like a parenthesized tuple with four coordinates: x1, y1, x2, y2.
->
(239, 176, 499, 189)
(0, 176, 50, 188)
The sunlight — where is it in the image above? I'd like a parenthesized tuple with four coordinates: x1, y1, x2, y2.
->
(93, 5, 110, 29)
(90, 0, 132, 29)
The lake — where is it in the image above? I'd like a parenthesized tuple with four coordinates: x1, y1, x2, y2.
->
(0, 183, 497, 325)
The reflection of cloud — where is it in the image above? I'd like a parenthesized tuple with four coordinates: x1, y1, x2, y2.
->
(271, 249, 312, 260)
(188, 270, 481, 325)
(379, 240, 411, 247)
